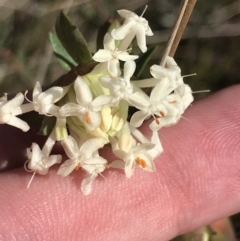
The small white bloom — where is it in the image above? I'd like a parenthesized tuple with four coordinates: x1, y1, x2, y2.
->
(150, 56, 183, 88)
(99, 60, 136, 104)
(111, 133, 156, 178)
(58, 135, 107, 195)
(0, 93, 30, 132)
(112, 9, 153, 52)
(26, 142, 62, 175)
(59, 76, 112, 130)
(32, 81, 64, 116)
(129, 77, 173, 128)
(93, 33, 138, 76)
(149, 92, 187, 131)
(58, 135, 106, 177)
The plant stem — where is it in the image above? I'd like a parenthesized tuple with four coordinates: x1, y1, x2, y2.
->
(160, 0, 197, 66)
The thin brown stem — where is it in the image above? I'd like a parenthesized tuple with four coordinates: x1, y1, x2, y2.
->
(160, 0, 197, 66)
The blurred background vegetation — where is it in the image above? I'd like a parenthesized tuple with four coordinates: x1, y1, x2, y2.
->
(0, 0, 239, 240)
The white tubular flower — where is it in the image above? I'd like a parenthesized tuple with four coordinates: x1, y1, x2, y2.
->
(149, 93, 186, 131)
(32, 81, 64, 116)
(93, 33, 138, 76)
(59, 76, 112, 131)
(99, 60, 136, 104)
(175, 84, 194, 109)
(57, 135, 106, 177)
(26, 142, 62, 175)
(111, 8, 153, 52)
(150, 56, 183, 88)
(129, 77, 173, 128)
(58, 135, 107, 195)
(111, 133, 156, 178)
(0, 93, 30, 132)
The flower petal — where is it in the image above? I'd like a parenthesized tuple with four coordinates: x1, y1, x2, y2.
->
(135, 25, 147, 52)
(108, 160, 125, 169)
(103, 33, 115, 51)
(111, 21, 135, 40)
(45, 155, 62, 167)
(130, 111, 149, 128)
(124, 157, 135, 178)
(128, 92, 149, 109)
(28, 143, 44, 172)
(57, 159, 77, 177)
(92, 49, 112, 62)
(74, 76, 93, 105)
(7, 116, 30, 132)
(38, 87, 63, 104)
(2, 93, 24, 111)
(61, 135, 79, 160)
(117, 52, 138, 61)
(91, 95, 113, 112)
(59, 103, 83, 117)
(148, 131, 163, 159)
(150, 77, 172, 102)
(81, 173, 98, 195)
(80, 137, 105, 157)
(117, 9, 132, 18)
(81, 110, 101, 130)
(33, 82, 42, 100)
(108, 59, 120, 76)
(123, 60, 136, 82)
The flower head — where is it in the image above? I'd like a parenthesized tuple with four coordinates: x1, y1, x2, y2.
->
(99, 60, 136, 104)
(129, 77, 174, 128)
(111, 8, 153, 52)
(150, 56, 183, 88)
(32, 82, 64, 116)
(93, 33, 138, 76)
(0, 93, 30, 132)
(26, 142, 62, 175)
(58, 135, 107, 195)
(57, 135, 107, 177)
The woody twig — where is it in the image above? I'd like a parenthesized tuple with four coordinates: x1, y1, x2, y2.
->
(160, 0, 197, 67)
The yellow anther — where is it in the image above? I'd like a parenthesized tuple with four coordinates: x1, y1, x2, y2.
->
(135, 157, 147, 168)
(85, 112, 91, 124)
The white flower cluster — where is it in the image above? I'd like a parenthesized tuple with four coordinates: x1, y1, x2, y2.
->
(0, 8, 194, 195)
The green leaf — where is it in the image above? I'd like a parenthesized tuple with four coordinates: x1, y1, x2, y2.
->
(134, 46, 157, 79)
(49, 32, 77, 71)
(38, 116, 56, 136)
(55, 12, 92, 64)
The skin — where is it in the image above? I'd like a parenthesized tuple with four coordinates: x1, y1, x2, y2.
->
(0, 85, 240, 241)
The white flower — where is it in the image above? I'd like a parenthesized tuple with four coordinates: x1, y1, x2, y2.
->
(58, 135, 106, 176)
(149, 92, 187, 131)
(26, 142, 62, 175)
(175, 84, 194, 109)
(59, 76, 112, 130)
(58, 135, 107, 195)
(129, 77, 174, 128)
(0, 93, 30, 132)
(31, 81, 64, 116)
(93, 33, 138, 76)
(150, 56, 183, 88)
(99, 60, 136, 104)
(111, 131, 156, 178)
(112, 9, 153, 52)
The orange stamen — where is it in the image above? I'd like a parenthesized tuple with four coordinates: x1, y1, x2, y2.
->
(155, 118, 160, 125)
(171, 100, 177, 104)
(75, 163, 81, 171)
(160, 111, 165, 117)
(135, 157, 147, 168)
(85, 112, 91, 124)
